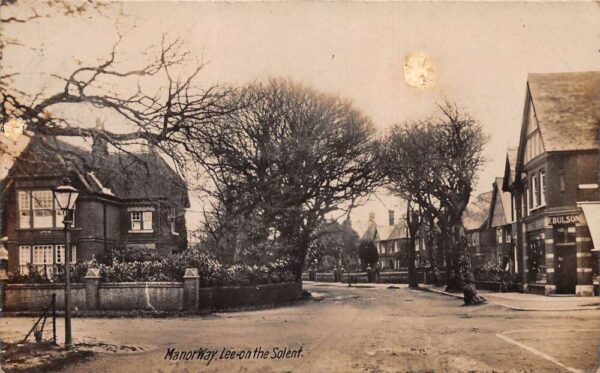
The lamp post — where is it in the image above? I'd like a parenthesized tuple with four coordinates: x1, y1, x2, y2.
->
(53, 184, 79, 350)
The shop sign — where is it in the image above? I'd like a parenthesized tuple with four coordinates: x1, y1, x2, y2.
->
(546, 214, 580, 226)
(526, 218, 545, 231)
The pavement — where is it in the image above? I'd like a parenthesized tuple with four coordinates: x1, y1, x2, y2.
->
(2, 284, 600, 372)
(304, 281, 600, 312)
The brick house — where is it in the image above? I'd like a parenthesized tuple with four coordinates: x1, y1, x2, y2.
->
(360, 211, 411, 270)
(504, 71, 600, 296)
(1, 135, 190, 276)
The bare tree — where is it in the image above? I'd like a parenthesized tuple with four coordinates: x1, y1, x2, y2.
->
(192, 79, 384, 278)
(384, 103, 487, 289)
(0, 1, 237, 178)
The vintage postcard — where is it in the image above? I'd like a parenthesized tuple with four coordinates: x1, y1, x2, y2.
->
(1, 1, 599, 372)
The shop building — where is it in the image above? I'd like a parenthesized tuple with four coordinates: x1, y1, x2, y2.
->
(505, 71, 600, 296)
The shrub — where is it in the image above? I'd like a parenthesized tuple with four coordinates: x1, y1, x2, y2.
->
(9, 246, 296, 286)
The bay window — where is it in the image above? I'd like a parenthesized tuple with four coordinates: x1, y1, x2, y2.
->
(19, 244, 77, 275)
(17, 189, 72, 228)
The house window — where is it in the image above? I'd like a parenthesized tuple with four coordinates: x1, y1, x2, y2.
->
(533, 175, 540, 207)
(496, 228, 503, 244)
(19, 246, 31, 274)
(540, 170, 546, 206)
(55, 245, 76, 264)
(33, 245, 53, 266)
(130, 210, 153, 232)
(18, 191, 31, 228)
(32, 191, 54, 228)
(169, 213, 179, 236)
(17, 190, 71, 229)
(32, 245, 54, 275)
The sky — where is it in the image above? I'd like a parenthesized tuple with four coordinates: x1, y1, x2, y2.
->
(2, 1, 600, 234)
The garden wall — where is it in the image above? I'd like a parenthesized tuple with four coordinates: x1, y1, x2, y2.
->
(1, 268, 303, 312)
(3, 283, 86, 311)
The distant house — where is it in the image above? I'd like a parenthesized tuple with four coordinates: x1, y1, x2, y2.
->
(360, 211, 411, 271)
(1, 134, 190, 276)
(463, 191, 496, 267)
(488, 176, 516, 271)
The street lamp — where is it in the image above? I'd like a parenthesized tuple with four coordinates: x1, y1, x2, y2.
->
(54, 184, 79, 349)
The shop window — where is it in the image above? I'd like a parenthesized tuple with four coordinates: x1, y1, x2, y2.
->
(527, 236, 546, 282)
(555, 226, 576, 245)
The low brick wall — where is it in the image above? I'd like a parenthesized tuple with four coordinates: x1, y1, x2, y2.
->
(1, 269, 303, 312)
(98, 282, 183, 311)
(4, 283, 86, 311)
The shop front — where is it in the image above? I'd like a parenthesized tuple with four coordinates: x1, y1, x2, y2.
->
(552, 224, 577, 294)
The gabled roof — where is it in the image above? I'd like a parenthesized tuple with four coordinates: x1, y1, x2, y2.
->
(502, 147, 518, 191)
(375, 225, 395, 242)
(7, 135, 190, 209)
(488, 177, 512, 228)
(360, 219, 379, 241)
(359, 220, 407, 242)
(527, 71, 600, 152)
(463, 191, 493, 231)
(386, 224, 407, 241)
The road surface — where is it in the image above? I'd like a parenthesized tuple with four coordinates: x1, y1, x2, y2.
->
(2, 284, 599, 372)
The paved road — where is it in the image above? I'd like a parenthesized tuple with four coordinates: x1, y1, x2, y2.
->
(2, 284, 599, 372)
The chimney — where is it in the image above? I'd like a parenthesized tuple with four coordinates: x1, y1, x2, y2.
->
(389, 210, 395, 226)
(368, 212, 375, 222)
(92, 119, 109, 168)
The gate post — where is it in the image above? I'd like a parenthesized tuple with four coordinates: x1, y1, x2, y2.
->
(183, 268, 200, 311)
(85, 268, 101, 310)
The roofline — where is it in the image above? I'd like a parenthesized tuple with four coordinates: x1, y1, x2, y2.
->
(515, 84, 529, 182)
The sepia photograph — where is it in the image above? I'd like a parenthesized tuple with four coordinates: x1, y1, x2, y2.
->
(0, 1, 599, 372)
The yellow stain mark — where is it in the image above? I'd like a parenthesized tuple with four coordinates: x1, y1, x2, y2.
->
(2, 118, 26, 143)
(404, 52, 436, 90)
